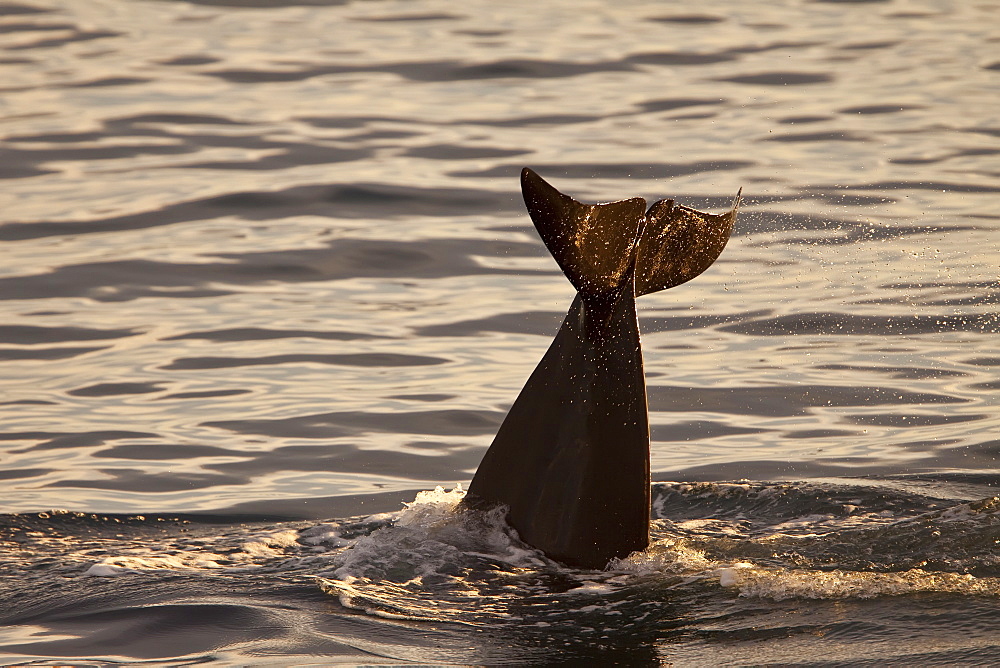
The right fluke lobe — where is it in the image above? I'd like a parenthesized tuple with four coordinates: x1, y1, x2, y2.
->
(635, 189, 742, 296)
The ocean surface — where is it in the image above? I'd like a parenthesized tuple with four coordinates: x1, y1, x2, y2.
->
(1, 0, 998, 664)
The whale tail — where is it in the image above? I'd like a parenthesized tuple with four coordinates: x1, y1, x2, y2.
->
(466, 168, 740, 569)
(521, 166, 741, 299)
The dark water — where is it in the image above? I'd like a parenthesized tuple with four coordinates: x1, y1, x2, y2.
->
(1, 0, 998, 664)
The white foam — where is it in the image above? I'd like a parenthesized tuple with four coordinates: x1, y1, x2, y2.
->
(239, 529, 301, 558)
(84, 552, 229, 577)
(613, 538, 714, 575)
(299, 522, 348, 547)
(611, 533, 1000, 602)
(561, 580, 616, 596)
(716, 562, 756, 587)
(937, 495, 999, 522)
(329, 485, 546, 583)
(396, 485, 467, 527)
(82, 527, 310, 577)
(717, 565, 1000, 600)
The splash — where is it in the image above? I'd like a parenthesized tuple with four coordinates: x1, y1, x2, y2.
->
(327, 485, 546, 584)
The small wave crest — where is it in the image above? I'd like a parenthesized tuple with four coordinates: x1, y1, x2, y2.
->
(716, 563, 1000, 600)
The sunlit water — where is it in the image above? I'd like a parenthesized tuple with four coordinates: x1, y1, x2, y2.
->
(0, 0, 997, 664)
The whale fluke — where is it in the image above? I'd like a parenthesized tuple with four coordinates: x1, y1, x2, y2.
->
(466, 168, 740, 569)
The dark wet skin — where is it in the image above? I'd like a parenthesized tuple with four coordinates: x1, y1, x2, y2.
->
(466, 168, 741, 569)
